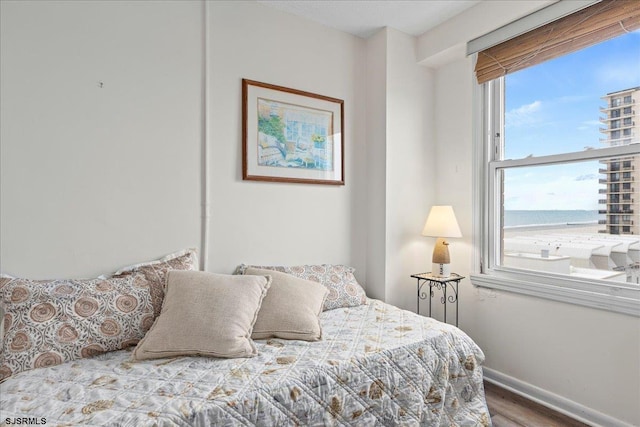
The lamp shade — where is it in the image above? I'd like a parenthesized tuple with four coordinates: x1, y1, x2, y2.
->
(421, 205, 462, 238)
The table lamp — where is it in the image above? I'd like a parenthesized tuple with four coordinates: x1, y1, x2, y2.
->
(422, 205, 462, 277)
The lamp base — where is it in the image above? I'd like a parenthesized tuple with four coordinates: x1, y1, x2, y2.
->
(432, 262, 451, 278)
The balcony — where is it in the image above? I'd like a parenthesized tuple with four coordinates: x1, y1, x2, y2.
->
(600, 98, 635, 110)
(603, 206, 635, 214)
(603, 140, 623, 146)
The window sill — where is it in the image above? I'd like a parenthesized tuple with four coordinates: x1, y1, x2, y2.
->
(470, 269, 640, 317)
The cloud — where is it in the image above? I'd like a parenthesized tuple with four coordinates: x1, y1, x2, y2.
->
(595, 63, 640, 86)
(577, 120, 601, 131)
(575, 174, 597, 181)
(504, 169, 601, 210)
(557, 95, 592, 104)
(506, 100, 542, 127)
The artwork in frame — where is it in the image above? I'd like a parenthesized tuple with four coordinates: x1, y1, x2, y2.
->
(242, 79, 344, 185)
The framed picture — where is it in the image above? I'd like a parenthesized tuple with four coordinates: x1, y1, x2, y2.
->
(242, 79, 344, 185)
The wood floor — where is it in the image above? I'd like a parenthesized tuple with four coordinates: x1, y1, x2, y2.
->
(484, 382, 589, 427)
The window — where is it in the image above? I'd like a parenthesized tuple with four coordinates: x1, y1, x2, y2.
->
(624, 107, 632, 115)
(471, 1, 640, 315)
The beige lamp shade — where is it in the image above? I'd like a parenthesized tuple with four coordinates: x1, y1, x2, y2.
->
(422, 206, 462, 238)
(422, 205, 462, 277)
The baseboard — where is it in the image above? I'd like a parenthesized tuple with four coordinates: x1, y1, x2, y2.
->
(483, 367, 633, 427)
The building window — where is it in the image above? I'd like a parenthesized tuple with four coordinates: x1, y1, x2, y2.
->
(472, 3, 640, 315)
(623, 117, 633, 126)
(624, 95, 632, 104)
(624, 107, 632, 115)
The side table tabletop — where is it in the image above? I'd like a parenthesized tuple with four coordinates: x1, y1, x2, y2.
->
(410, 272, 465, 327)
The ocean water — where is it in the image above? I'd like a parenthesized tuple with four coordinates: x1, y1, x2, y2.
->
(504, 210, 600, 227)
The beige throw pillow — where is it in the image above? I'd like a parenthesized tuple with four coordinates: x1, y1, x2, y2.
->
(132, 271, 271, 360)
(245, 268, 328, 341)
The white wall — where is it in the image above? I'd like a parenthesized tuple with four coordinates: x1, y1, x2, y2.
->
(1, 0, 368, 283)
(0, 0, 203, 278)
(364, 29, 388, 301)
(364, 28, 433, 311)
(423, 2, 640, 425)
(384, 29, 433, 310)
(207, 1, 367, 278)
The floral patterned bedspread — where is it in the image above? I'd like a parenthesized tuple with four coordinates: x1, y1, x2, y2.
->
(0, 300, 490, 426)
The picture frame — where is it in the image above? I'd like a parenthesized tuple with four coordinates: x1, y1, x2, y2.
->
(242, 79, 344, 185)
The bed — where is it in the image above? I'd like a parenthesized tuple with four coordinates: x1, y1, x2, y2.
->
(0, 254, 490, 426)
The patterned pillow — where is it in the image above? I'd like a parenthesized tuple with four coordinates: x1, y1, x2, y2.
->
(236, 264, 366, 311)
(110, 248, 198, 319)
(0, 273, 154, 381)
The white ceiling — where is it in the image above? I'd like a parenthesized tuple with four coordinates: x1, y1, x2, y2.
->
(257, 0, 481, 39)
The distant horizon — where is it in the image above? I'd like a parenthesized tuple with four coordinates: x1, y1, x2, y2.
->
(504, 209, 598, 211)
(503, 209, 601, 227)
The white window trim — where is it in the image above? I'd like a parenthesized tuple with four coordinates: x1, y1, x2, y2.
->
(470, 71, 640, 317)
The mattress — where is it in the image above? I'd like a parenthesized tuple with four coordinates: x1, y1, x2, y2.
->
(0, 299, 490, 426)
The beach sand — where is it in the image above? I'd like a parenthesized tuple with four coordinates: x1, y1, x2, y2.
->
(504, 223, 603, 238)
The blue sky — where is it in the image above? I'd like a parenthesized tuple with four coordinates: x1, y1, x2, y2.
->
(503, 30, 640, 210)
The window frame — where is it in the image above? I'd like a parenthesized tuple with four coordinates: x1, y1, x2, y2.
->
(471, 76, 640, 317)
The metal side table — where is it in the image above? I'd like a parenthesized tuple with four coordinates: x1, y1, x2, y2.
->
(410, 272, 464, 327)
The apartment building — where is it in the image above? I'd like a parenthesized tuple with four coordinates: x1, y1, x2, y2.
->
(599, 87, 640, 235)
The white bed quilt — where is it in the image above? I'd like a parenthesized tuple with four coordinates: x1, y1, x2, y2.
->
(0, 300, 490, 426)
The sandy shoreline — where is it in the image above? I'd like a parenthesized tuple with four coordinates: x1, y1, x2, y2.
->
(504, 223, 603, 238)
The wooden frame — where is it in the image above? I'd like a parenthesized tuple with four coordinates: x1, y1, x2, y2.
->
(242, 79, 344, 185)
